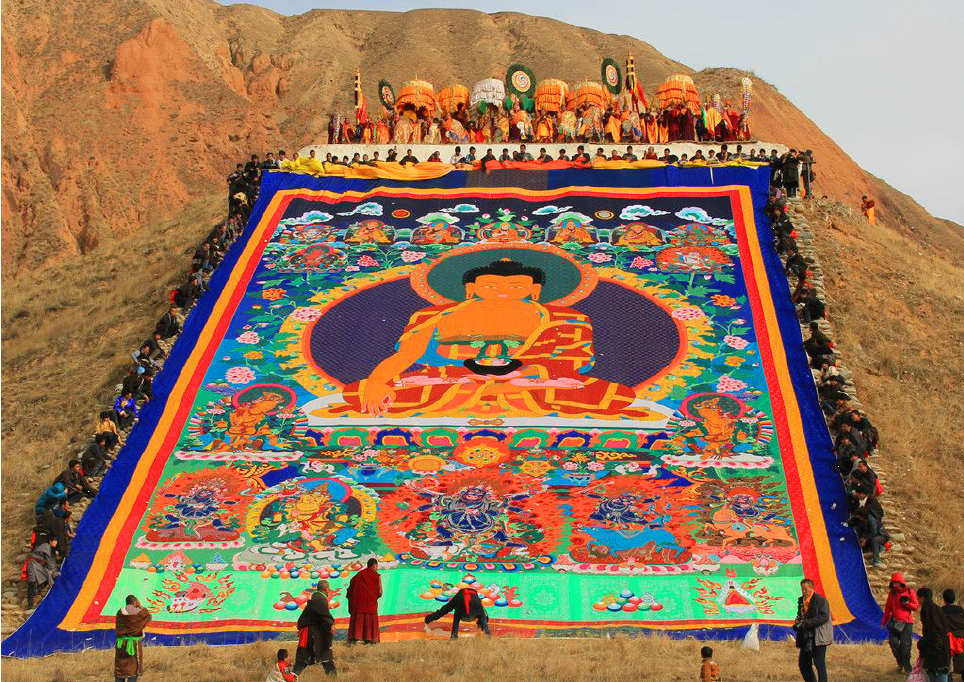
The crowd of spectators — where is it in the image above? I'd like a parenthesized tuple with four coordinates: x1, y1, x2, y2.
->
(21, 160, 251, 610)
(767, 183, 890, 572)
(327, 98, 753, 146)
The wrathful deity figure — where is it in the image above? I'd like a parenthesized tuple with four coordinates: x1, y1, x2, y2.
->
(319, 258, 656, 420)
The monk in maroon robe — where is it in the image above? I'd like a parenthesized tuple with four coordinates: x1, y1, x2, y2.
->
(346, 558, 382, 644)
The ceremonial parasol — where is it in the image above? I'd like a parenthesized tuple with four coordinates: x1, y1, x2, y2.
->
(534, 79, 569, 113)
(377, 79, 396, 110)
(573, 81, 607, 109)
(601, 58, 622, 95)
(505, 63, 535, 99)
(438, 84, 469, 114)
(471, 78, 506, 108)
(395, 79, 437, 114)
(656, 73, 701, 111)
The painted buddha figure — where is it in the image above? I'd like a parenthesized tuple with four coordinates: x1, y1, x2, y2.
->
(323, 259, 651, 420)
(346, 218, 392, 244)
(550, 213, 596, 245)
(413, 213, 461, 245)
(614, 222, 663, 247)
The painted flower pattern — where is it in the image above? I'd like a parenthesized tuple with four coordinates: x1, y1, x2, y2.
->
(357, 255, 378, 267)
(629, 256, 654, 269)
(724, 335, 749, 349)
(291, 307, 322, 322)
(587, 252, 612, 263)
(671, 306, 704, 321)
(716, 376, 747, 392)
(225, 366, 255, 384)
(236, 331, 260, 344)
(400, 250, 425, 263)
(262, 288, 286, 300)
(711, 294, 737, 306)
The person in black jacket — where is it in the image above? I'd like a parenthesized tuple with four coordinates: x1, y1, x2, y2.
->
(918, 587, 952, 681)
(941, 589, 964, 680)
(294, 580, 336, 675)
(55, 460, 97, 503)
(794, 578, 832, 682)
(783, 149, 801, 197)
(425, 586, 491, 639)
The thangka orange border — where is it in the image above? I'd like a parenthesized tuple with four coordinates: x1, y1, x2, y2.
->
(59, 185, 852, 635)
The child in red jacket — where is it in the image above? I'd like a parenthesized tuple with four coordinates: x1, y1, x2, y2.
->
(265, 648, 297, 682)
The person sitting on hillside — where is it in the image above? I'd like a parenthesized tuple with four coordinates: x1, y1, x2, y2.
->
(848, 489, 886, 566)
(785, 247, 809, 282)
(81, 434, 112, 478)
(23, 538, 58, 609)
(846, 458, 879, 497)
(121, 366, 153, 403)
(113, 391, 139, 429)
(803, 322, 835, 367)
(55, 459, 97, 503)
(835, 421, 868, 459)
(834, 434, 861, 475)
(36, 499, 74, 560)
(399, 149, 419, 166)
(34, 482, 67, 517)
(155, 305, 181, 340)
(847, 410, 878, 454)
(799, 288, 826, 323)
(96, 410, 121, 449)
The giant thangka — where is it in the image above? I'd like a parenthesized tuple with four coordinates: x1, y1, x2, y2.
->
(2, 165, 884, 656)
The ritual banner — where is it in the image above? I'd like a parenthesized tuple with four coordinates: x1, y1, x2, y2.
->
(2, 166, 884, 657)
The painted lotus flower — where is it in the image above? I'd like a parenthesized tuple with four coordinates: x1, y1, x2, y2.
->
(587, 252, 612, 263)
(716, 376, 747, 392)
(225, 366, 255, 384)
(236, 331, 260, 344)
(291, 307, 322, 322)
(671, 306, 704, 321)
(400, 250, 425, 263)
(724, 335, 749, 349)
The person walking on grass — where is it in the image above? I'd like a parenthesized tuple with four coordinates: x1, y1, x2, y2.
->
(882, 572, 919, 673)
(115, 594, 151, 682)
(794, 578, 832, 682)
(294, 580, 336, 676)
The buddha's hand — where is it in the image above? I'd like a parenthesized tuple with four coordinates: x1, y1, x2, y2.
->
(360, 382, 396, 416)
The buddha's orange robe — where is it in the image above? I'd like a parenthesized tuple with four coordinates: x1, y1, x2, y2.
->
(326, 302, 648, 419)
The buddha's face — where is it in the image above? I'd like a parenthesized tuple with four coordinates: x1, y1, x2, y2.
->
(465, 274, 541, 302)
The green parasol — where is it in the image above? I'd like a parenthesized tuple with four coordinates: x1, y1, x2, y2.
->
(601, 57, 622, 95)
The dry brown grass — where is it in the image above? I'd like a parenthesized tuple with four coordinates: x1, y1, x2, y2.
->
(0, 194, 224, 591)
(798, 197, 964, 592)
(0, 636, 898, 681)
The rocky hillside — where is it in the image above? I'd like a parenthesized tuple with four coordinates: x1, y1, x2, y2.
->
(2, 0, 959, 276)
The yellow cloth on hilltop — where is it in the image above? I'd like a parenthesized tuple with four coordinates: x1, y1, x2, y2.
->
(280, 158, 457, 181)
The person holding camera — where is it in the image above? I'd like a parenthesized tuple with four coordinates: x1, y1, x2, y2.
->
(882, 572, 920, 673)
